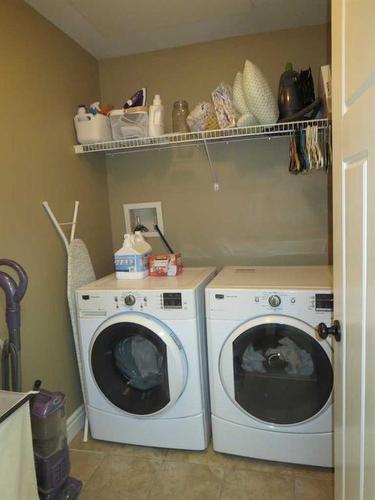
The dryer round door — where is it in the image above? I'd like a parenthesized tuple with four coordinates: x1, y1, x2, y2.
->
(219, 315, 333, 425)
(90, 313, 187, 416)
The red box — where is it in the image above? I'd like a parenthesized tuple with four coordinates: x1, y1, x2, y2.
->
(149, 253, 183, 277)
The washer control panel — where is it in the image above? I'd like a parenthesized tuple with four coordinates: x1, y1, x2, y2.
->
(268, 295, 281, 308)
(77, 289, 196, 320)
(162, 292, 182, 309)
(124, 294, 136, 306)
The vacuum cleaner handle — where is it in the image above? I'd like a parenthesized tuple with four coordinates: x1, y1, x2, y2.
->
(0, 259, 28, 302)
(0, 260, 28, 335)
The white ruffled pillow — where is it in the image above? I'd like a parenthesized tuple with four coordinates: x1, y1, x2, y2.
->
(233, 71, 249, 115)
(242, 60, 278, 125)
(237, 112, 258, 127)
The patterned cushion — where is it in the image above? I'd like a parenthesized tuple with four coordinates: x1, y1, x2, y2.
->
(242, 60, 278, 124)
(233, 71, 249, 115)
(237, 112, 258, 127)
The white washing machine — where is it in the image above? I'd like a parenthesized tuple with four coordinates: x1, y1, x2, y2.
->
(76, 267, 215, 450)
(206, 266, 334, 467)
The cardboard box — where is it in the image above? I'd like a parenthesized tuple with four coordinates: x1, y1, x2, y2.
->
(149, 253, 183, 277)
(318, 64, 331, 118)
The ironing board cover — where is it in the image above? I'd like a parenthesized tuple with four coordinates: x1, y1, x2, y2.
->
(67, 239, 96, 423)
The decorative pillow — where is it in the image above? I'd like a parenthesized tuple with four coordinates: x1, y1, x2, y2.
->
(237, 112, 258, 127)
(211, 82, 238, 129)
(242, 60, 278, 125)
(233, 71, 249, 115)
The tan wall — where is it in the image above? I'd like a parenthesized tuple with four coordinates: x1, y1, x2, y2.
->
(100, 25, 331, 265)
(0, 1, 113, 415)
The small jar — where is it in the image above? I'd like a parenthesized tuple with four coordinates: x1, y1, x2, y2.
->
(172, 100, 190, 133)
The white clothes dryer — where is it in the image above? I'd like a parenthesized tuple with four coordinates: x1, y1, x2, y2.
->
(206, 266, 333, 467)
(76, 267, 215, 450)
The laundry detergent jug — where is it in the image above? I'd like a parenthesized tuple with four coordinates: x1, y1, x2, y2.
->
(114, 233, 151, 279)
(134, 231, 152, 255)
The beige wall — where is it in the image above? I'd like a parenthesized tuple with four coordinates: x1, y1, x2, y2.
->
(0, 1, 113, 415)
(100, 25, 331, 266)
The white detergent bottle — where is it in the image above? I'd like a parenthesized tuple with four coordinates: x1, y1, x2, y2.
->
(148, 94, 165, 137)
(114, 233, 149, 279)
(134, 231, 152, 256)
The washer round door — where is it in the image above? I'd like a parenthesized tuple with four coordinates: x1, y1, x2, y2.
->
(219, 316, 333, 425)
(90, 313, 187, 416)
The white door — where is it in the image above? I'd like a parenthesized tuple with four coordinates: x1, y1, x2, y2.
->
(333, 1, 375, 498)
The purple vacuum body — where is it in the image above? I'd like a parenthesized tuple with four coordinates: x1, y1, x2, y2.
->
(31, 388, 82, 499)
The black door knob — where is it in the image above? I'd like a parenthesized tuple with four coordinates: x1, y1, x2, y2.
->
(317, 320, 341, 342)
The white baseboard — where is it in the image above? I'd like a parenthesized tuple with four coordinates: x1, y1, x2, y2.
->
(67, 404, 85, 443)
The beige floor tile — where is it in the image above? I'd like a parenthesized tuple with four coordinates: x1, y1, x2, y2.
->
(292, 464, 334, 481)
(223, 452, 296, 475)
(80, 454, 162, 500)
(165, 442, 228, 467)
(220, 468, 295, 500)
(166, 441, 309, 477)
(69, 449, 105, 483)
(70, 432, 168, 460)
(148, 461, 224, 500)
(295, 476, 334, 500)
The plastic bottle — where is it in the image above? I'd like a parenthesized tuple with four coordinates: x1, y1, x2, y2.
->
(114, 233, 150, 279)
(148, 94, 165, 137)
(277, 63, 302, 120)
(134, 231, 152, 255)
(77, 105, 89, 121)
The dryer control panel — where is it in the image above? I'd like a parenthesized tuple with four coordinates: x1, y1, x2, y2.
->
(207, 289, 333, 324)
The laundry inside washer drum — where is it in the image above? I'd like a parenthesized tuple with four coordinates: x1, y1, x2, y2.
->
(242, 337, 314, 376)
(114, 335, 164, 390)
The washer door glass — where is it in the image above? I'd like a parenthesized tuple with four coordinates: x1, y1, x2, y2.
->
(228, 319, 333, 424)
(91, 319, 178, 415)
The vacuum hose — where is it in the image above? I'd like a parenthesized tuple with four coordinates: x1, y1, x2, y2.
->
(0, 259, 28, 391)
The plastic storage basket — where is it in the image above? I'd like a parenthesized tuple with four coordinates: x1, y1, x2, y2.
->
(110, 107, 148, 140)
(74, 112, 112, 144)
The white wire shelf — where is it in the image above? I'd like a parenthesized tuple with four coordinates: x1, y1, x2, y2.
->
(73, 118, 330, 155)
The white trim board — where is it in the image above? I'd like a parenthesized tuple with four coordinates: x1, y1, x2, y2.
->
(66, 404, 85, 443)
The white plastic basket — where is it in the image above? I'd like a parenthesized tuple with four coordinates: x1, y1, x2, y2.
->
(110, 107, 149, 140)
(74, 113, 112, 144)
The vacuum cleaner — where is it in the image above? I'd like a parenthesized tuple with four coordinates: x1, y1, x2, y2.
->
(0, 259, 28, 392)
(0, 259, 82, 499)
(31, 381, 82, 499)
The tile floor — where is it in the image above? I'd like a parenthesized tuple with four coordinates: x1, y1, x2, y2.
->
(70, 434, 334, 500)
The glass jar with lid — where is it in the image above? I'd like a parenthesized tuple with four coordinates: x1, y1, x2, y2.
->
(172, 100, 190, 133)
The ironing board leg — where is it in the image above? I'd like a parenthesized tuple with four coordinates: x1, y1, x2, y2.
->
(83, 415, 89, 442)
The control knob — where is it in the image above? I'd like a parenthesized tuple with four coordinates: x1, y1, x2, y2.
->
(268, 295, 281, 308)
(124, 294, 136, 306)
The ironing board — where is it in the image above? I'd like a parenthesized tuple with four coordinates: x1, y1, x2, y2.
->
(43, 202, 95, 441)
(67, 239, 96, 441)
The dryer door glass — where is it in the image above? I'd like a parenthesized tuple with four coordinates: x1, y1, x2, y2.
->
(232, 322, 333, 424)
(91, 321, 170, 415)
